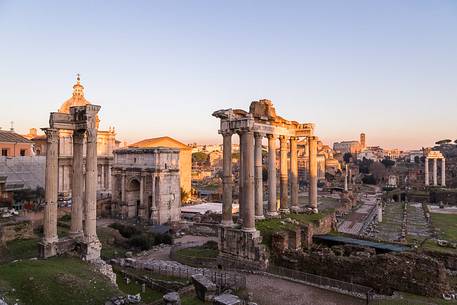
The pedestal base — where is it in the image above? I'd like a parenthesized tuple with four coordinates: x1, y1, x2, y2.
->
(38, 241, 57, 258)
(80, 239, 102, 261)
(218, 226, 268, 270)
(266, 211, 279, 218)
(279, 208, 290, 214)
(255, 215, 265, 220)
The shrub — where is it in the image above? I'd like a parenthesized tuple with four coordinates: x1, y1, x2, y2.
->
(108, 223, 141, 238)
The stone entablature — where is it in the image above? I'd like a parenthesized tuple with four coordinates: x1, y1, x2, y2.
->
(111, 147, 181, 224)
(424, 150, 446, 187)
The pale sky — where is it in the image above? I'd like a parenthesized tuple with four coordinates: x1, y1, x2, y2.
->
(1, 1, 456, 150)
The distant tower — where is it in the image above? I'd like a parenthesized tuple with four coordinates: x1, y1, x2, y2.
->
(360, 133, 366, 149)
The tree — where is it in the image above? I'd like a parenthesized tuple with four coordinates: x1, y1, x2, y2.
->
(414, 156, 420, 164)
(369, 162, 387, 183)
(343, 152, 353, 164)
(381, 158, 395, 168)
(435, 139, 452, 145)
(192, 152, 208, 164)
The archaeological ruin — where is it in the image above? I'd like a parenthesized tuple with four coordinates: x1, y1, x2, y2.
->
(425, 150, 446, 187)
(110, 147, 181, 224)
(39, 103, 101, 260)
(213, 99, 319, 268)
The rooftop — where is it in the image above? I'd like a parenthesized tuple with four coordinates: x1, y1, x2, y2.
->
(0, 130, 33, 144)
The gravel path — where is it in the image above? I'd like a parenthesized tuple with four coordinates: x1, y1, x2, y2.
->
(246, 274, 365, 305)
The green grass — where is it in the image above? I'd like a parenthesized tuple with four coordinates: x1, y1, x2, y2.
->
(114, 270, 163, 304)
(0, 238, 40, 262)
(0, 256, 122, 305)
(431, 213, 457, 241)
(175, 245, 218, 259)
(181, 295, 207, 305)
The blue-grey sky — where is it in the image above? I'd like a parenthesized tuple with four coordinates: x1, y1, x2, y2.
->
(1, 0, 456, 150)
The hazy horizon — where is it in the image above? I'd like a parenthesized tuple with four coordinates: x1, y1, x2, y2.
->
(1, 1, 456, 150)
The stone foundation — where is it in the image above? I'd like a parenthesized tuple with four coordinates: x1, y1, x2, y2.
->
(38, 237, 76, 258)
(217, 226, 268, 270)
(80, 239, 102, 261)
(0, 218, 34, 244)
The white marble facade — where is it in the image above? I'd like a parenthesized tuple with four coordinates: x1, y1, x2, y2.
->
(111, 147, 181, 224)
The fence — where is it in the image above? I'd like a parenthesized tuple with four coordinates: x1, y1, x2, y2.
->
(267, 265, 374, 298)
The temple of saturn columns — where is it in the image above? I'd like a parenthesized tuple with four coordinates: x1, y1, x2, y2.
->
(212, 99, 318, 268)
(424, 150, 446, 187)
(39, 104, 101, 260)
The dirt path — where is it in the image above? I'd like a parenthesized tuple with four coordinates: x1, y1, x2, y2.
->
(246, 274, 365, 305)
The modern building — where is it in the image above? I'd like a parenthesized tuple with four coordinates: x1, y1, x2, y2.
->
(129, 136, 192, 195)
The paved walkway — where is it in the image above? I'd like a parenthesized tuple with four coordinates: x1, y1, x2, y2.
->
(246, 274, 365, 305)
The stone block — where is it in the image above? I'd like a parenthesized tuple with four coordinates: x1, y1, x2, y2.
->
(163, 292, 181, 305)
(213, 293, 241, 305)
(191, 274, 217, 302)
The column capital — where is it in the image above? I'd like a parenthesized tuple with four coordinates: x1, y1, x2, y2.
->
(254, 132, 265, 139)
(279, 135, 289, 140)
(267, 134, 276, 140)
(221, 130, 233, 137)
(289, 136, 298, 142)
(73, 129, 85, 144)
(43, 128, 59, 144)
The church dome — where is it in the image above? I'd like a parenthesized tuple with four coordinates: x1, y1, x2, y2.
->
(58, 75, 100, 128)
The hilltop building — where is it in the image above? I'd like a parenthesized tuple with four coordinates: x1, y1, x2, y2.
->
(333, 133, 366, 155)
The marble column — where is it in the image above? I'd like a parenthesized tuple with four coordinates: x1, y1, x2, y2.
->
(43, 128, 59, 246)
(242, 130, 255, 232)
(139, 174, 144, 219)
(69, 130, 84, 238)
(308, 136, 318, 212)
(290, 137, 298, 211)
(83, 105, 101, 260)
(222, 131, 233, 226)
(344, 164, 348, 192)
(433, 158, 438, 186)
(254, 132, 264, 219)
(238, 131, 245, 222)
(279, 136, 289, 212)
(425, 157, 429, 186)
(100, 164, 105, 190)
(121, 173, 126, 202)
(441, 158, 446, 187)
(267, 134, 278, 216)
(151, 173, 157, 223)
(107, 165, 112, 192)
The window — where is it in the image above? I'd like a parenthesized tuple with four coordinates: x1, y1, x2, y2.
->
(20, 149, 26, 156)
(1, 149, 7, 156)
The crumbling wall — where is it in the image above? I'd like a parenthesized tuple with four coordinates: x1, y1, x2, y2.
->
(277, 245, 449, 297)
(0, 219, 34, 244)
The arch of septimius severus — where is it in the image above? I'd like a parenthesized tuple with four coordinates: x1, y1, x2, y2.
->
(213, 99, 318, 268)
(39, 103, 101, 261)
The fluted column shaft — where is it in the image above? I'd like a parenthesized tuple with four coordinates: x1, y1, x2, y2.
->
(279, 136, 289, 212)
(238, 131, 245, 222)
(433, 158, 438, 186)
(441, 158, 446, 186)
(344, 164, 348, 192)
(222, 131, 233, 226)
(290, 137, 298, 209)
(254, 133, 264, 219)
(308, 136, 318, 211)
(121, 173, 126, 202)
(69, 130, 84, 238)
(84, 126, 98, 241)
(43, 128, 59, 244)
(425, 157, 429, 186)
(267, 135, 278, 216)
(242, 130, 255, 232)
(139, 174, 144, 218)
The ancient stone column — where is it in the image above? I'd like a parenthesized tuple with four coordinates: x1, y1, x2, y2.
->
(107, 165, 112, 192)
(425, 157, 429, 186)
(267, 134, 278, 216)
(290, 137, 298, 211)
(433, 158, 438, 186)
(100, 165, 105, 190)
(308, 136, 318, 212)
(222, 131, 233, 226)
(43, 128, 59, 248)
(69, 129, 85, 238)
(242, 130, 255, 232)
(254, 132, 264, 219)
(121, 173, 126, 202)
(441, 158, 446, 187)
(139, 174, 144, 219)
(83, 105, 101, 260)
(344, 164, 348, 192)
(279, 136, 289, 213)
(151, 173, 158, 223)
(238, 131, 245, 222)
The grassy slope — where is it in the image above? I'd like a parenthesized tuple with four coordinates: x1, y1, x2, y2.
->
(0, 257, 121, 305)
(431, 213, 457, 241)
